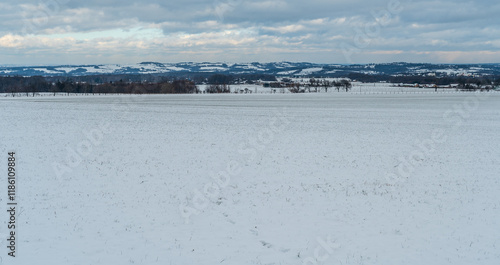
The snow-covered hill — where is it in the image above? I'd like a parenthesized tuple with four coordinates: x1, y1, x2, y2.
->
(1, 62, 499, 77)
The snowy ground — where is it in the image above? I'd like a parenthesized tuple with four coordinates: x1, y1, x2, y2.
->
(1, 92, 499, 265)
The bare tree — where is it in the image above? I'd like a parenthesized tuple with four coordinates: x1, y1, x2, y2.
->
(341, 80, 352, 92)
(321, 80, 332, 93)
(288, 82, 304, 93)
(334, 81, 342, 92)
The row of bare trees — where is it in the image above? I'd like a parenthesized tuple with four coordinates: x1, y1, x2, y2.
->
(205, 84, 231, 93)
(1, 77, 199, 96)
(457, 78, 498, 91)
(270, 79, 352, 93)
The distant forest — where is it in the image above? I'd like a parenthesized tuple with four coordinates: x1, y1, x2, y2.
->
(347, 73, 500, 87)
(0, 73, 499, 95)
(0, 74, 279, 95)
(0, 76, 199, 95)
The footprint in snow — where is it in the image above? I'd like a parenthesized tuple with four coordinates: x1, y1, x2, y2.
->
(260, 241, 273, 248)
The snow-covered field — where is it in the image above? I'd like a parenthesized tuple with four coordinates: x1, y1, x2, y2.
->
(1, 92, 499, 265)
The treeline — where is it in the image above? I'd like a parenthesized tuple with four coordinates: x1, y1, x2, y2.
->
(201, 74, 276, 94)
(0, 73, 277, 95)
(348, 73, 500, 86)
(0, 76, 199, 95)
(2, 73, 498, 96)
(41, 73, 276, 85)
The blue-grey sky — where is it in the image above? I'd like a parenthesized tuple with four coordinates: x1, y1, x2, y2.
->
(1, 0, 499, 65)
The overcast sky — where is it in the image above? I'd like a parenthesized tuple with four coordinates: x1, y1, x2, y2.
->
(0, 0, 499, 65)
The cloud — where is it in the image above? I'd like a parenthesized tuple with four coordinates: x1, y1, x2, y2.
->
(0, 0, 499, 64)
